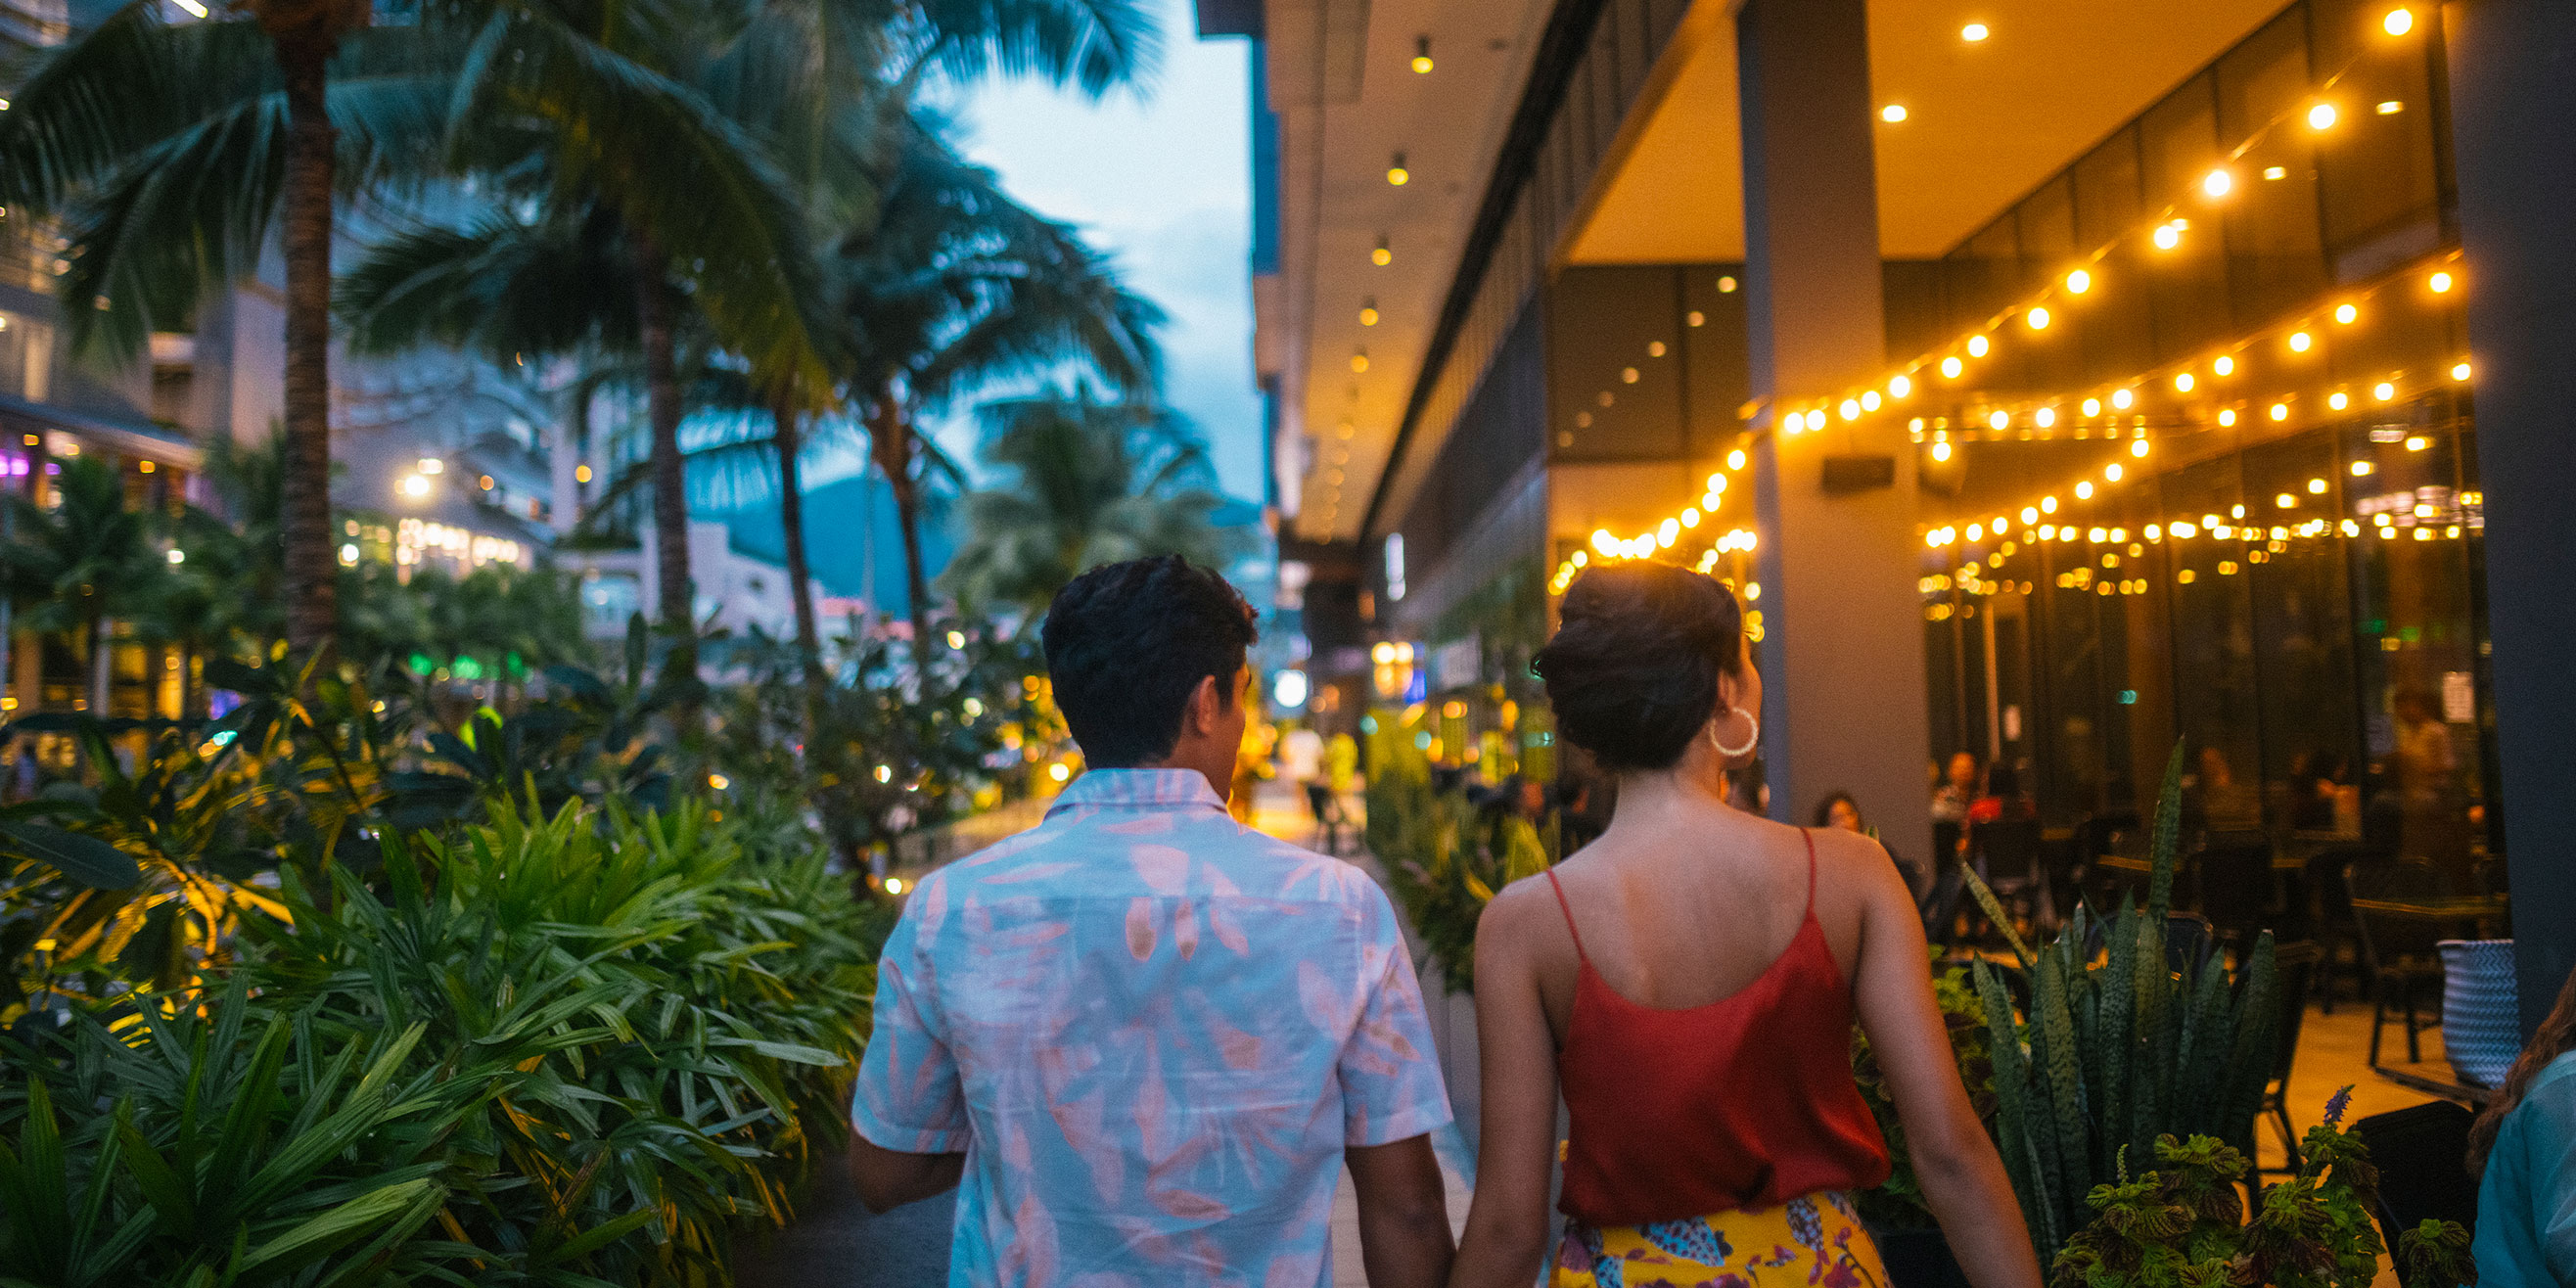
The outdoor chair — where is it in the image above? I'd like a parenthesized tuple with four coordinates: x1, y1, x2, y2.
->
(2346, 856, 2452, 1065)
(2260, 942, 2323, 1171)
(1974, 817, 2047, 939)
(2349, 1101, 2479, 1250)
(2303, 845, 2375, 1014)
(2194, 830, 2278, 961)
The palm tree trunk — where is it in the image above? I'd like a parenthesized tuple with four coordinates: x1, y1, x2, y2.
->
(87, 617, 107, 714)
(771, 396, 824, 687)
(632, 242, 697, 687)
(867, 398, 933, 689)
(274, 31, 338, 659)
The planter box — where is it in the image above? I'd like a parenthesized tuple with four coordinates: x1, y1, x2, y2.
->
(1871, 1225, 1971, 1288)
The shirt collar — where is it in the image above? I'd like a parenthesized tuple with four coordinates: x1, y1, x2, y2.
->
(1047, 767, 1229, 818)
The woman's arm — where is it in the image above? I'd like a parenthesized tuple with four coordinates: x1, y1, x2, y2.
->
(1847, 848, 2044, 1288)
(1449, 885, 1564, 1288)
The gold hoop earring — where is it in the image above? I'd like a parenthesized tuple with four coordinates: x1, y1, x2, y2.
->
(1709, 708, 1760, 759)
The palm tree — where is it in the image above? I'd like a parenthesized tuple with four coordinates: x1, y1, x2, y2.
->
(0, 457, 168, 714)
(0, 5, 450, 655)
(824, 119, 1164, 676)
(940, 391, 1240, 620)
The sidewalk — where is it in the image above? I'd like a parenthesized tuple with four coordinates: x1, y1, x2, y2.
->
(739, 778, 1475, 1286)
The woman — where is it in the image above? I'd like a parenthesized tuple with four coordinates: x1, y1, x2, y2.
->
(1449, 562, 2041, 1288)
(2471, 967, 2576, 1286)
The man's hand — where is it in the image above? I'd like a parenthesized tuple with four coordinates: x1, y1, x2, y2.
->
(1347, 1133, 1455, 1288)
(850, 1132, 965, 1214)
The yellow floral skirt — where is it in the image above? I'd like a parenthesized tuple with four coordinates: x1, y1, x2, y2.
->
(1551, 1191, 1887, 1288)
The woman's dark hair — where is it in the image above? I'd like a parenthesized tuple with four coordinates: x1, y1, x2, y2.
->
(1533, 561, 1745, 772)
(2470, 966, 2576, 1173)
(1814, 791, 1861, 829)
(1041, 556, 1257, 766)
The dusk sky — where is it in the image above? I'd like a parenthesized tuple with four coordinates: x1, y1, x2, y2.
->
(937, 0, 1267, 504)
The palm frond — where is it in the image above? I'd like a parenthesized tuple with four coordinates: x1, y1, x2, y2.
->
(906, 0, 1162, 98)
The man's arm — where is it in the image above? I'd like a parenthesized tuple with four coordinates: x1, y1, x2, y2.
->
(849, 1134, 965, 1214)
(1346, 1134, 1454, 1288)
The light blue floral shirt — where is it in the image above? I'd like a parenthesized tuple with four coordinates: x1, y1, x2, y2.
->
(2479, 1049, 2576, 1287)
(852, 768, 1451, 1287)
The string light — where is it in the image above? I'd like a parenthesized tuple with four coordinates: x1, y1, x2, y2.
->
(1881, 104, 1909, 123)
(1967, 335, 1991, 358)
(2066, 269, 2093, 295)
(2429, 270, 2455, 294)
(2203, 168, 2233, 198)
(1961, 22, 1989, 41)
(2154, 222, 2184, 251)
(1386, 153, 1409, 186)
(2383, 7, 2414, 35)
(2308, 103, 2339, 130)
(2289, 331, 2313, 352)
(1942, 356, 1964, 379)
(1411, 35, 1434, 73)
(1372, 237, 1393, 266)
(2453, 361, 2473, 381)
(2335, 302, 2359, 324)
(2214, 355, 2235, 376)
(2027, 306, 2051, 330)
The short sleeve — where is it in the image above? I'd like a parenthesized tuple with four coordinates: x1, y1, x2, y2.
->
(1338, 887, 1454, 1147)
(2533, 1078, 2576, 1284)
(851, 894, 969, 1154)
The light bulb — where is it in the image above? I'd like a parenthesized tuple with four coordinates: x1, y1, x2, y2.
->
(2335, 302, 2359, 324)
(1351, 350, 1369, 373)
(1931, 441, 1953, 462)
(2105, 463, 2124, 483)
(1411, 35, 1433, 73)
(2131, 438, 2150, 457)
(2219, 408, 2237, 427)
(2153, 223, 2182, 251)
(2082, 397, 2101, 417)
(2203, 168, 2233, 198)
(2329, 391, 2350, 410)
(1358, 300, 1379, 326)
(1727, 448, 1747, 471)
(1961, 22, 1989, 41)
(2112, 389, 2136, 410)
(2308, 102, 2338, 130)
(1372, 238, 1392, 266)
(1881, 104, 1909, 123)
(1967, 334, 1991, 357)
(2066, 269, 2092, 295)
(2453, 361, 2473, 381)
(1941, 356, 1964, 379)
(1862, 391, 1882, 411)
(1890, 375, 1913, 399)
(2027, 306, 2051, 330)
(2076, 481, 2094, 499)
(2270, 402, 2290, 421)
(1386, 153, 1409, 185)
(2383, 7, 2414, 35)
(2175, 372, 2196, 392)
(2429, 270, 2455, 294)
(2374, 381, 2397, 400)
(2290, 331, 2313, 352)
(1989, 410, 2010, 431)
(2041, 496, 2058, 514)
(2035, 407, 2057, 428)
(2352, 460, 2374, 477)
(2308, 478, 2328, 494)
(2214, 355, 2235, 376)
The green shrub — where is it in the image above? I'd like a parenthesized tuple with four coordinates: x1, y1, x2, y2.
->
(2049, 1095, 2473, 1288)
(1853, 954, 1998, 1228)
(1974, 745, 2281, 1266)
(1, 800, 877, 1287)
(1361, 722, 1552, 993)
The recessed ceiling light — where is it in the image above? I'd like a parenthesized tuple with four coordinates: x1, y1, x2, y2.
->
(1880, 104, 1909, 123)
(1961, 22, 1990, 41)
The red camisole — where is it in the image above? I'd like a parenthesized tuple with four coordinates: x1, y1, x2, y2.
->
(1544, 829, 1892, 1226)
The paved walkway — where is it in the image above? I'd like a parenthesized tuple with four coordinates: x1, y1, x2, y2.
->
(738, 780, 1473, 1287)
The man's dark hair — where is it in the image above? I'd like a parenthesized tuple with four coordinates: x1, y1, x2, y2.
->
(1040, 556, 1258, 766)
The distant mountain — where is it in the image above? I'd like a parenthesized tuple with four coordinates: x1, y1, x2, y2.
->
(720, 473, 959, 614)
(722, 476, 1269, 616)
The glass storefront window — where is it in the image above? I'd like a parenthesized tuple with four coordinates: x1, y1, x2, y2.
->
(2344, 406, 2489, 886)
(2160, 456, 2265, 833)
(2243, 434, 2365, 838)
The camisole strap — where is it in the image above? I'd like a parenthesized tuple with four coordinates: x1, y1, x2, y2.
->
(1801, 827, 1818, 916)
(1542, 868, 1592, 965)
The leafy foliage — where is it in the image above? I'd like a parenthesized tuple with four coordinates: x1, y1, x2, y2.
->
(1975, 744, 2283, 1266)
(1361, 721, 1553, 994)
(2048, 1110, 2474, 1288)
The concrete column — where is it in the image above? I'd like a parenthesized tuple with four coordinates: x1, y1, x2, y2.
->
(2445, 0, 2576, 1035)
(1735, 0, 1933, 868)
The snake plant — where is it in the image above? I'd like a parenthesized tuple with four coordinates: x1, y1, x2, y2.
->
(1971, 743, 2281, 1266)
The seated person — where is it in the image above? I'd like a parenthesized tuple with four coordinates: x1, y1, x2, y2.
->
(2474, 967, 2576, 1286)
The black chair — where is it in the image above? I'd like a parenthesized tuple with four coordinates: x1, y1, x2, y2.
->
(2260, 942, 2323, 1171)
(2346, 856, 2452, 1065)
(2303, 846, 2374, 1014)
(2349, 1101, 2479, 1251)
(1976, 817, 2048, 937)
(2195, 830, 2278, 959)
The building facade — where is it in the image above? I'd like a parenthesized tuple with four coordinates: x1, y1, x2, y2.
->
(1206, 0, 2576, 1024)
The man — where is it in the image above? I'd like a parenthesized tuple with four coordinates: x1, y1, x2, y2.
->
(851, 556, 1456, 1286)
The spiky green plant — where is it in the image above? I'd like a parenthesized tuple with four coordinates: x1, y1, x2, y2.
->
(1973, 743, 2282, 1266)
